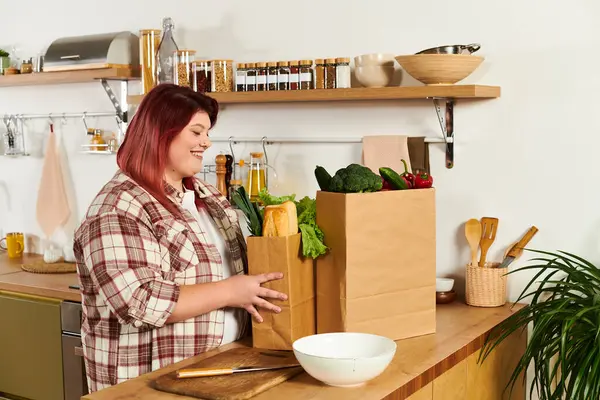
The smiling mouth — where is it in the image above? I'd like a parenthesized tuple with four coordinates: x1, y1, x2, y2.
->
(191, 151, 204, 159)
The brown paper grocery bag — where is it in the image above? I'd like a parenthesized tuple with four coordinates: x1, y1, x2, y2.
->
(246, 233, 315, 350)
(316, 189, 436, 340)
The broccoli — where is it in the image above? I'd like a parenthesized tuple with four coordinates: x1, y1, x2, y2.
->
(328, 163, 383, 193)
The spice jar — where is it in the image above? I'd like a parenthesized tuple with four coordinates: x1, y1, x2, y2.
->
(299, 60, 313, 90)
(173, 50, 196, 87)
(236, 63, 246, 92)
(325, 58, 337, 89)
(20, 58, 33, 74)
(289, 60, 300, 90)
(212, 59, 234, 92)
(267, 62, 278, 91)
(314, 59, 325, 89)
(256, 62, 267, 91)
(277, 61, 290, 90)
(139, 29, 161, 94)
(192, 60, 211, 93)
(335, 57, 351, 88)
(245, 63, 257, 91)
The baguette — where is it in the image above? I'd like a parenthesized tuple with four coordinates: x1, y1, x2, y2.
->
(262, 201, 298, 237)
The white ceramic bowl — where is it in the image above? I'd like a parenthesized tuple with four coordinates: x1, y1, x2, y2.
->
(354, 53, 396, 67)
(436, 277, 455, 292)
(292, 332, 396, 387)
(354, 66, 395, 88)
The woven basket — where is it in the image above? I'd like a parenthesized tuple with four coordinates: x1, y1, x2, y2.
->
(21, 259, 77, 274)
(465, 262, 507, 307)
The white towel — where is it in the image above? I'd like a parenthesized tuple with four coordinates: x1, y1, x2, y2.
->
(362, 135, 412, 174)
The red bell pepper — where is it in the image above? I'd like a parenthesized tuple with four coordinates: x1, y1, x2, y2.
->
(414, 172, 433, 189)
(400, 159, 414, 188)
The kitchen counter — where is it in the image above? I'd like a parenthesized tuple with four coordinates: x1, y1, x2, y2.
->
(83, 301, 526, 400)
(0, 253, 80, 301)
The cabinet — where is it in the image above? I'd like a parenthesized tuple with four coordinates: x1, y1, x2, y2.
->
(405, 329, 526, 400)
(0, 291, 64, 400)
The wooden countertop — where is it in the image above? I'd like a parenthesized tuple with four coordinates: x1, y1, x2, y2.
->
(0, 253, 80, 302)
(83, 302, 525, 400)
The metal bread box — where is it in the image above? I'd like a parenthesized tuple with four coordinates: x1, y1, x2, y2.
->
(44, 31, 140, 72)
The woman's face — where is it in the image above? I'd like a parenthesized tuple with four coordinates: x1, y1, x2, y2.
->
(165, 111, 212, 182)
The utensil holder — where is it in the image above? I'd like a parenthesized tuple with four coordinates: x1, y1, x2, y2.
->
(465, 262, 507, 307)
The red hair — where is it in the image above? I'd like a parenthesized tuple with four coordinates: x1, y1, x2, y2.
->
(116, 84, 219, 217)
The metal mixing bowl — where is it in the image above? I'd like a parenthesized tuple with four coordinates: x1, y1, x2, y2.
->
(416, 43, 481, 55)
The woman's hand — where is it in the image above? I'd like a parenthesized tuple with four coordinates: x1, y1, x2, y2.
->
(223, 272, 288, 323)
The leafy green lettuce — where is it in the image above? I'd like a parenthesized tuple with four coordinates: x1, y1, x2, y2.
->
(257, 188, 328, 259)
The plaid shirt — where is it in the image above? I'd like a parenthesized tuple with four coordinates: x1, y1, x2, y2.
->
(73, 170, 249, 392)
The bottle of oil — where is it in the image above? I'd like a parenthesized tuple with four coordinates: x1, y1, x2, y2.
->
(246, 152, 267, 202)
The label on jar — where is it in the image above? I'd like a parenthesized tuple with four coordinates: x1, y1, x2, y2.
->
(278, 74, 289, 83)
(300, 72, 312, 82)
(267, 74, 277, 84)
(236, 74, 246, 85)
(246, 75, 256, 85)
(257, 75, 267, 84)
(289, 74, 299, 83)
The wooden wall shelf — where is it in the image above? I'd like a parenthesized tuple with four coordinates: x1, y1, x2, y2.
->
(0, 67, 140, 88)
(127, 84, 500, 105)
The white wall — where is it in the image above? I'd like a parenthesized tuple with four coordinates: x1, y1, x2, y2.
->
(1, 0, 599, 305)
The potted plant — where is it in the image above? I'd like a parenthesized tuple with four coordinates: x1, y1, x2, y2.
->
(480, 249, 600, 399)
(0, 49, 9, 74)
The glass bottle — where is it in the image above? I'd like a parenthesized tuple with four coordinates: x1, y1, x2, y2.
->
(324, 58, 337, 89)
(335, 57, 351, 88)
(277, 61, 290, 90)
(90, 129, 106, 152)
(256, 62, 267, 91)
(314, 59, 325, 89)
(236, 63, 246, 92)
(299, 60, 313, 90)
(245, 62, 257, 92)
(155, 17, 179, 84)
(267, 62, 278, 91)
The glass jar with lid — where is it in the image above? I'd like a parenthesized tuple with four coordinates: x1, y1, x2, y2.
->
(256, 62, 267, 91)
(173, 49, 196, 87)
(314, 59, 325, 89)
(267, 62, 278, 91)
(139, 29, 161, 94)
(289, 61, 300, 90)
(192, 60, 211, 93)
(335, 57, 351, 88)
(245, 63, 257, 91)
(324, 58, 337, 89)
(212, 59, 234, 92)
(236, 63, 246, 92)
(299, 60, 313, 90)
(277, 61, 290, 90)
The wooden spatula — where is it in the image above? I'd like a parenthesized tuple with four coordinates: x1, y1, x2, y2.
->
(465, 219, 482, 266)
(479, 217, 499, 267)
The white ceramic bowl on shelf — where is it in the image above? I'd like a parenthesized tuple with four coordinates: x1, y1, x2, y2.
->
(436, 277, 455, 292)
(292, 332, 397, 387)
(354, 53, 396, 67)
(354, 65, 395, 88)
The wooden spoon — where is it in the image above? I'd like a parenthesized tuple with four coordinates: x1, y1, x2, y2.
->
(465, 219, 482, 267)
(479, 217, 499, 267)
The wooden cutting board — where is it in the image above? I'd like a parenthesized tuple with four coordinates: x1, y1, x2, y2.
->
(152, 347, 304, 400)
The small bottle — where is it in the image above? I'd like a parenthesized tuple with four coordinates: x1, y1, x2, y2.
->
(277, 61, 290, 90)
(299, 60, 313, 90)
(245, 62, 257, 92)
(156, 17, 179, 84)
(90, 129, 106, 152)
(256, 62, 267, 91)
(335, 57, 351, 88)
(324, 58, 337, 89)
(314, 59, 325, 89)
(236, 63, 246, 92)
(289, 60, 299, 90)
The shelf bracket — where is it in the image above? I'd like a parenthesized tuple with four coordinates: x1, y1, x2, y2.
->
(432, 98, 455, 169)
(100, 79, 129, 143)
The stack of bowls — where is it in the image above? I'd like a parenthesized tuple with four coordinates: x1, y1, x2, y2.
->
(353, 53, 396, 88)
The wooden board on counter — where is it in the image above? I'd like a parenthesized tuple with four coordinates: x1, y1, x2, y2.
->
(0, 253, 43, 276)
(83, 302, 525, 400)
(128, 85, 501, 105)
(153, 348, 303, 400)
(0, 66, 140, 87)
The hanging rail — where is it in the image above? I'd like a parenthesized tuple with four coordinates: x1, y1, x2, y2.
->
(2, 112, 119, 120)
(211, 136, 451, 145)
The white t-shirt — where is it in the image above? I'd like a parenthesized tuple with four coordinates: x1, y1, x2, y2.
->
(181, 189, 243, 345)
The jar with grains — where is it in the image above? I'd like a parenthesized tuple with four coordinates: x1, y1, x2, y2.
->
(289, 60, 299, 90)
(139, 29, 161, 94)
(245, 63, 257, 92)
(236, 63, 246, 92)
(173, 49, 196, 87)
(256, 62, 267, 91)
(324, 58, 337, 89)
(277, 61, 290, 91)
(192, 60, 211, 93)
(314, 59, 325, 89)
(299, 60, 313, 90)
(335, 57, 351, 88)
(267, 62, 278, 91)
(212, 59, 234, 92)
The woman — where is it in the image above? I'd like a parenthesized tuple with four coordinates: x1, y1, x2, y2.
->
(73, 84, 287, 392)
